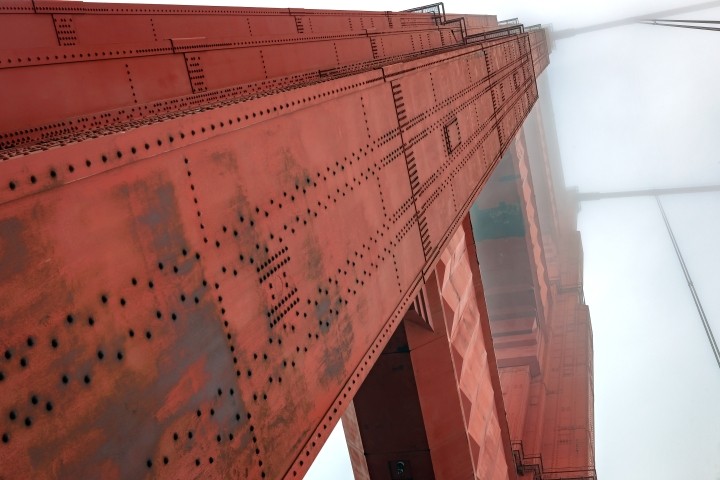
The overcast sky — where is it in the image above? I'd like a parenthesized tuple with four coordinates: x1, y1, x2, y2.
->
(544, 7, 720, 479)
(91, 0, 720, 477)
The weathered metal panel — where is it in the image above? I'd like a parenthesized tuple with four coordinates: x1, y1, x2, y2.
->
(334, 37, 374, 66)
(192, 48, 265, 91)
(262, 42, 339, 77)
(0, 4, 547, 479)
(0, 54, 192, 133)
(71, 14, 159, 45)
(0, 14, 57, 49)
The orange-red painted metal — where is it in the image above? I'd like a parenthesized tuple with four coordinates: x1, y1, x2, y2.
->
(0, 3, 549, 479)
(343, 219, 517, 480)
(470, 97, 596, 479)
(0, 4, 498, 150)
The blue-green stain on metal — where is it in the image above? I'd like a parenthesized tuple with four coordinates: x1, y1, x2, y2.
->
(470, 202, 525, 240)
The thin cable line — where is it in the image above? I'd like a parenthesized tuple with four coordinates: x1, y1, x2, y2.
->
(641, 21, 720, 32)
(656, 196, 720, 370)
(646, 19, 720, 24)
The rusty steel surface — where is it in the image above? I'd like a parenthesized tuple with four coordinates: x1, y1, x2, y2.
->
(0, 3, 546, 478)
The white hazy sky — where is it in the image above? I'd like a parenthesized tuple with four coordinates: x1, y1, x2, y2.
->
(545, 8, 720, 479)
(91, 0, 720, 477)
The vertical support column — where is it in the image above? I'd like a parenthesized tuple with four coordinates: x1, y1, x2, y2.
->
(405, 277, 478, 479)
(341, 404, 371, 480)
(345, 215, 518, 479)
(462, 215, 518, 479)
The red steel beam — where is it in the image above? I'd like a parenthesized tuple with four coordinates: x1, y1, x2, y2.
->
(0, 5, 497, 150)
(0, 4, 544, 479)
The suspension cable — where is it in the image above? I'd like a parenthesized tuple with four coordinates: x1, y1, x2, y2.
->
(656, 196, 720, 369)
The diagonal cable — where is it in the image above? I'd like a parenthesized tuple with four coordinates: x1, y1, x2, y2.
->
(656, 196, 720, 370)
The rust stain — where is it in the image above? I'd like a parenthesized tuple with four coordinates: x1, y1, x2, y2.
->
(0, 218, 29, 279)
